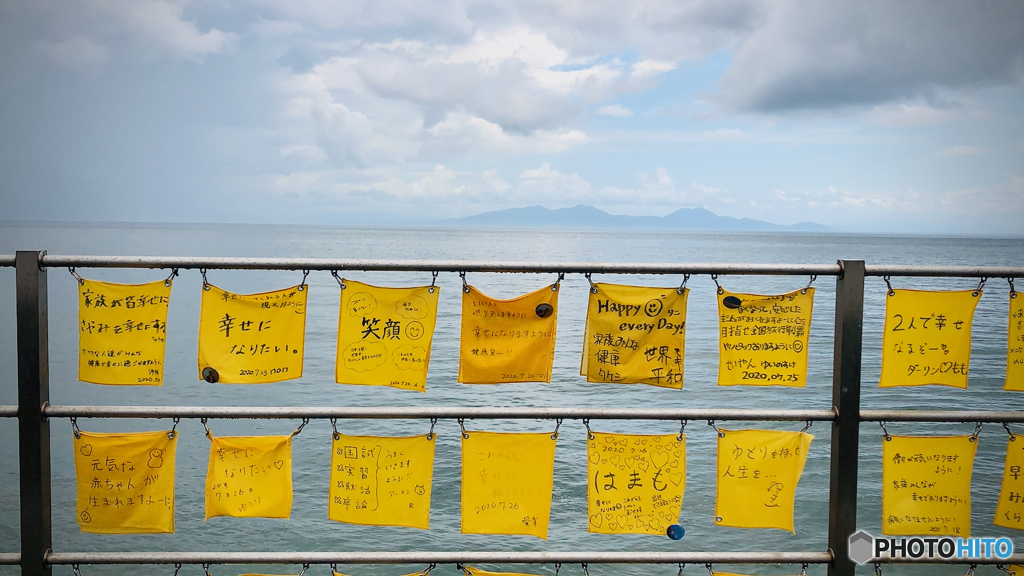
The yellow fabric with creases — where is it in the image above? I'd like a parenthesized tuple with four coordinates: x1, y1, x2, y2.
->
(994, 436, 1024, 531)
(1007, 292, 1024, 391)
(882, 435, 976, 536)
(580, 284, 688, 388)
(329, 433, 435, 529)
(717, 287, 813, 387)
(336, 280, 439, 392)
(198, 284, 307, 383)
(78, 279, 171, 385)
(587, 431, 685, 534)
(465, 567, 543, 576)
(205, 434, 293, 519)
(74, 430, 176, 533)
(458, 284, 558, 384)
(879, 289, 981, 388)
(715, 428, 813, 532)
(461, 430, 556, 538)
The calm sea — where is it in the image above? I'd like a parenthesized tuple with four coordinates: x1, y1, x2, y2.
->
(0, 222, 1021, 576)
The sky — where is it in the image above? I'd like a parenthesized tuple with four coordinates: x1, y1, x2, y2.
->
(0, 0, 1023, 233)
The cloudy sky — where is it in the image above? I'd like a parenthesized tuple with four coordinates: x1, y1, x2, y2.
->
(1, 0, 1022, 233)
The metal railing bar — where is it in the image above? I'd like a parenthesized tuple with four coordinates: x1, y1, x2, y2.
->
(0, 405, 16, 417)
(44, 405, 838, 421)
(864, 264, 1024, 278)
(0, 553, 20, 565)
(40, 255, 842, 275)
(0, 255, 12, 268)
(861, 410, 1024, 423)
(46, 551, 834, 565)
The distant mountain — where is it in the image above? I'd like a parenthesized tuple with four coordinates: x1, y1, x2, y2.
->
(437, 205, 831, 232)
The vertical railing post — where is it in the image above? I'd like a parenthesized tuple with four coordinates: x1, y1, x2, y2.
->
(827, 260, 864, 576)
(17, 251, 51, 576)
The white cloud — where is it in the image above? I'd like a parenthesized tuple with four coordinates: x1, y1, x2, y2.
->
(937, 145, 986, 156)
(100, 0, 237, 59)
(631, 59, 677, 78)
(598, 104, 633, 117)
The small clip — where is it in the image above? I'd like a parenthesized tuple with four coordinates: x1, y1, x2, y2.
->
(969, 421, 983, 442)
(201, 417, 212, 439)
(200, 268, 211, 291)
(423, 564, 436, 576)
(800, 420, 812, 433)
(169, 417, 180, 439)
(973, 276, 987, 297)
(460, 271, 469, 293)
(585, 273, 597, 294)
(298, 564, 309, 576)
(966, 563, 977, 576)
(552, 272, 564, 291)
(802, 275, 816, 294)
(331, 270, 346, 290)
(69, 267, 84, 285)
(551, 418, 563, 440)
(463, 565, 473, 576)
(708, 420, 724, 438)
(883, 275, 894, 297)
(203, 563, 212, 576)
(581, 563, 590, 576)
(555, 563, 561, 576)
(705, 564, 714, 576)
(1004, 422, 1017, 442)
(173, 562, 182, 576)
(298, 269, 310, 291)
(72, 564, 83, 576)
(427, 417, 437, 440)
(799, 563, 807, 576)
(292, 417, 310, 437)
(677, 563, 685, 576)
(677, 419, 687, 441)
(1009, 278, 1017, 299)
(711, 274, 722, 295)
(458, 418, 469, 439)
(429, 271, 439, 293)
(997, 564, 1014, 575)
(331, 564, 338, 575)
(874, 563, 882, 576)
(165, 268, 179, 287)
(583, 419, 595, 440)
(678, 274, 690, 295)
(879, 421, 891, 441)
(331, 418, 340, 440)
(71, 416, 81, 439)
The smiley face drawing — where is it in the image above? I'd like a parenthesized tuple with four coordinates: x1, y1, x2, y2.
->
(644, 298, 664, 317)
(147, 448, 164, 468)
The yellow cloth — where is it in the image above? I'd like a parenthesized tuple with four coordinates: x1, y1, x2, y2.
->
(461, 430, 556, 538)
(205, 434, 293, 519)
(882, 435, 977, 536)
(587, 431, 686, 534)
(198, 284, 308, 384)
(1008, 566, 1023, 576)
(328, 433, 435, 529)
(580, 284, 689, 388)
(458, 284, 558, 384)
(717, 287, 813, 387)
(73, 430, 176, 533)
(465, 567, 542, 576)
(994, 436, 1024, 530)
(1008, 292, 1024, 391)
(715, 428, 813, 532)
(336, 280, 439, 392)
(879, 289, 981, 388)
(78, 279, 171, 385)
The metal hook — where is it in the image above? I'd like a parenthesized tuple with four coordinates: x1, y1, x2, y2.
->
(966, 563, 977, 576)
(969, 421, 983, 442)
(997, 564, 1014, 575)
(1009, 277, 1017, 298)
(292, 417, 310, 437)
(551, 418, 563, 440)
(298, 564, 309, 576)
(677, 419, 687, 441)
(169, 417, 180, 439)
(423, 564, 436, 576)
(172, 562, 182, 576)
(331, 564, 338, 575)
(583, 419, 595, 440)
(581, 563, 590, 576)
(203, 563, 212, 576)
(460, 271, 469, 293)
(883, 275, 894, 296)
(164, 267, 179, 287)
(201, 417, 212, 439)
(677, 563, 685, 576)
(711, 274, 722, 295)
(874, 563, 882, 576)
(879, 421, 891, 441)
(1004, 422, 1017, 442)
(200, 268, 211, 290)
(331, 270, 346, 290)
(973, 276, 987, 297)
(708, 420, 724, 438)
(802, 275, 817, 294)
(331, 418, 340, 440)
(429, 271, 439, 293)
(71, 416, 81, 439)
(427, 417, 438, 440)
(555, 563, 561, 576)
(800, 420, 813, 433)
(69, 267, 84, 285)
(678, 274, 690, 295)
(552, 272, 564, 291)
(705, 563, 714, 576)
(585, 273, 597, 294)
(72, 564, 83, 576)
(800, 563, 807, 576)
(298, 269, 310, 290)
(458, 418, 469, 439)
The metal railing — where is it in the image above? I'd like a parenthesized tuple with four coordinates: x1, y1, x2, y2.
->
(4, 252, 1024, 575)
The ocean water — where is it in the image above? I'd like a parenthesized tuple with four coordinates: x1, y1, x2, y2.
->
(0, 222, 1021, 576)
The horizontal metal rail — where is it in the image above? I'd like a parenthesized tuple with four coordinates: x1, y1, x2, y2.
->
(46, 551, 833, 566)
(40, 255, 841, 275)
(864, 264, 1024, 278)
(0, 553, 20, 565)
(44, 405, 837, 421)
(860, 410, 1024, 423)
(0, 255, 12, 268)
(0, 405, 16, 418)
